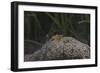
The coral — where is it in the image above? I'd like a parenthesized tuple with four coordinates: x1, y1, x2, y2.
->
(24, 37, 90, 61)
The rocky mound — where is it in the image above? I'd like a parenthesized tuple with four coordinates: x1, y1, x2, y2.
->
(24, 37, 90, 61)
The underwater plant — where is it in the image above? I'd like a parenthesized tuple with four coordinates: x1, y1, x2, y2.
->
(24, 11, 90, 46)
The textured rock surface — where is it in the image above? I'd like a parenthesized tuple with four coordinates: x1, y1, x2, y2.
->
(24, 37, 90, 61)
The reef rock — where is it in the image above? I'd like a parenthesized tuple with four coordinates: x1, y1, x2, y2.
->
(24, 37, 90, 61)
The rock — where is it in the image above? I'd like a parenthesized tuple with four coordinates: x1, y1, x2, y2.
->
(24, 37, 90, 61)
